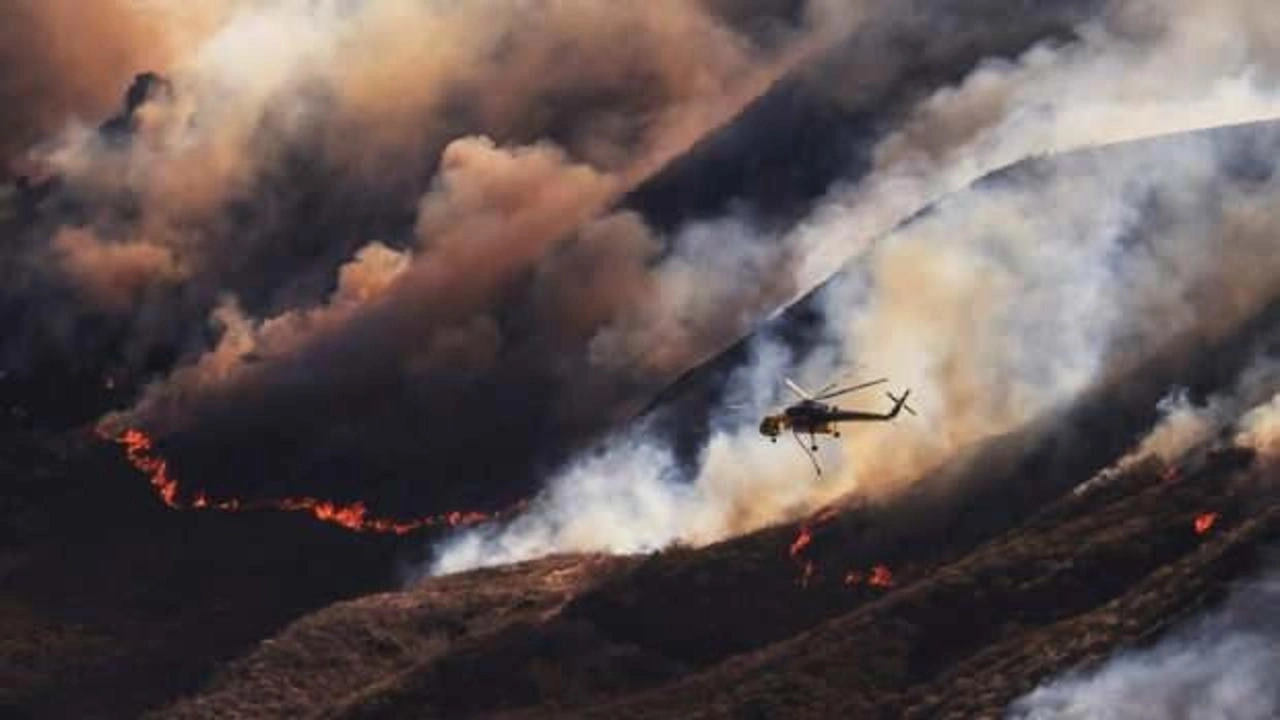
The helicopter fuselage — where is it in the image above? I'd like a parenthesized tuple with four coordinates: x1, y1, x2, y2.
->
(759, 393, 911, 440)
(760, 402, 841, 438)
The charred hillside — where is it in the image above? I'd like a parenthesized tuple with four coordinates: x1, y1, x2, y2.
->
(5, 110, 1280, 720)
(143, 415, 1280, 719)
(5, 3, 1280, 717)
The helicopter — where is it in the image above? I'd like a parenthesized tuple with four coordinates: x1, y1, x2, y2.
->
(759, 376, 915, 454)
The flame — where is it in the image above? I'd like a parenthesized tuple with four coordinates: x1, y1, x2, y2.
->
(118, 428, 180, 508)
(868, 564, 894, 588)
(786, 508, 896, 591)
(786, 507, 840, 588)
(105, 428, 502, 535)
(1194, 512, 1220, 535)
(844, 564, 895, 589)
(789, 526, 814, 558)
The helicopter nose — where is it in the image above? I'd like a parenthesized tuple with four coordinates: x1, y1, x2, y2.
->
(759, 416, 781, 437)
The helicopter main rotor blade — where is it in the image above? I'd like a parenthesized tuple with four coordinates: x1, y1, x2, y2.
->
(815, 378, 888, 401)
(814, 381, 839, 397)
(784, 377, 815, 401)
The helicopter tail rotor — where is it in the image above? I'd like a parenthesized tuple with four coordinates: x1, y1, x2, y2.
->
(886, 390, 917, 417)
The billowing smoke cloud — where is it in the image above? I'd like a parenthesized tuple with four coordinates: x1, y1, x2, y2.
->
(102, 136, 622, 435)
(793, 0, 1280, 289)
(10, 0, 858, 509)
(11, 0, 835, 342)
(8, 0, 1280, 572)
(0, 1, 245, 177)
(431, 0, 1280, 573)
(1126, 357, 1280, 467)
(1071, 352, 1280, 497)
(1237, 394, 1280, 461)
(0, 0, 171, 177)
(1009, 556, 1280, 720)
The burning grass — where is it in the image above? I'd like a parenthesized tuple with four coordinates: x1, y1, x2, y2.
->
(107, 428, 507, 535)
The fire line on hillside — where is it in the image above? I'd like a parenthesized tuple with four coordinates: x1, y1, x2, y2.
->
(104, 427, 508, 535)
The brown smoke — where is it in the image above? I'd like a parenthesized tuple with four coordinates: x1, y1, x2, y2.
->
(17, 0, 828, 339)
(103, 136, 616, 433)
(0, 1, 160, 174)
(0, 1, 238, 177)
(51, 226, 183, 312)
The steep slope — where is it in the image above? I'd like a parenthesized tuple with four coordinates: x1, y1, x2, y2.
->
(136, 116, 1280, 718)
(562, 451, 1275, 720)
(155, 555, 636, 720)
(0, 8, 1118, 717)
(151, 433, 1276, 718)
(0, 427, 421, 720)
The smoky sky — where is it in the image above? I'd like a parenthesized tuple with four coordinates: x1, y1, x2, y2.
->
(430, 0, 1280, 572)
(19, 0, 1280, 546)
(0, 0, 863, 510)
(0, 0, 1127, 516)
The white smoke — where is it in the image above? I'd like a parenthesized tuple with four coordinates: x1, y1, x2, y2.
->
(1237, 393, 1280, 461)
(431, 338, 833, 575)
(1008, 558, 1280, 720)
(1075, 356, 1280, 496)
(792, 0, 1280, 291)
(428, 0, 1280, 575)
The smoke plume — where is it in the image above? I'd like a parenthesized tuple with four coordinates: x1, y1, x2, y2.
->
(2, 0, 859, 507)
(1237, 394, 1280, 461)
(431, 0, 1280, 573)
(7, 0, 1280, 569)
(0, 0, 174, 177)
(1009, 556, 1280, 720)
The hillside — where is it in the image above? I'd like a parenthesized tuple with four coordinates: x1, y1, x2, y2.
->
(5, 116, 1273, 717)
(4, 3, 1280, 716)
(148, 428, 1278, 718)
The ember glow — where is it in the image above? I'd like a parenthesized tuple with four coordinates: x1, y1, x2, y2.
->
(1194, 512, 1221, 536)
(844, 564, 895, 589)
(788, 507, 838, 587)
(106, 428, 499, 535)
(788, 507, 897, 591)
(789, 527, 814, 558)
(868, 564, 894, 588)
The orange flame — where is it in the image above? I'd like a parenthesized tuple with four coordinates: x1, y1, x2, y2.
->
(788, 507, 840, 588)
(868, 564, 894, 588)
(844, 564, 894, 589)
(118, 429, 180, 508)
(1194, 512, 1220, 535)
(105, 428, 502, 535)
(789, 527, 814, 559)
